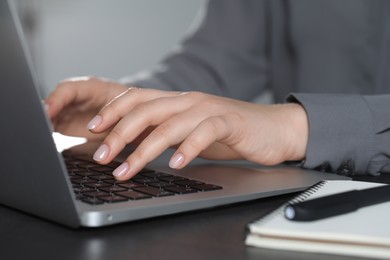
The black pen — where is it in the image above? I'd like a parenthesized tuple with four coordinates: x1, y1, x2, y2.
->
(284, 184, 390, 221)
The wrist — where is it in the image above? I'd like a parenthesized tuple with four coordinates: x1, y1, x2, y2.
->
(279, 103, 309, 162)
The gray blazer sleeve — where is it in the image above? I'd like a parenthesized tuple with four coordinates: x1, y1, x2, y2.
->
(289, 93, 390, 176)
(120, 0, 269, 101)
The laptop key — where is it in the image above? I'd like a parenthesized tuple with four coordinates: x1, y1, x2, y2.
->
(164, 185, 198, 194)
(89, 166, 114, 172)
(73, 186, 95, 194)
(158, 176, 188, 183)
(116, 190, 152, 200)
(192, 184, 223, 191)
(71, 178, 96, 185)
(69, 175, 82, 181)
(140, 171, 171, 178)
(85, 182, 112, 189)
(68, 168, 92, 174)
(103, 179, 132, 185)
(75, 171, 101, 177)
(134, 186, 174, 197)
(90, 175, 115, 181)
(99, 195, 128, 203)
(174, 180, 204, 187)
(138, 168, 156, 173)
(117, 182, 144, 189)
(149, 181, 176, 189)
(133, 177, 159, 184)
(79, 163, 101, 169)
(83, 191, 111, 198)
(80, 197, 105, 205)
(99, 186, 128, 193)
(69, 160, 87, 166)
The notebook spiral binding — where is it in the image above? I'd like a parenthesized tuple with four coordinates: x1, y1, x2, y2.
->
(250, 180, 329, 226)
(289, 180, 328, 205)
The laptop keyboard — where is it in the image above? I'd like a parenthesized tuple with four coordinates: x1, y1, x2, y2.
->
(63, 152, 223, 205)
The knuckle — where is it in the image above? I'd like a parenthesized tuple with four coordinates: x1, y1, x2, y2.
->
(200, 98, 226, 113)
(153, 123, 174, 141)
(107, 127, 127, 144)
(186, 91, 204, 99)
(55, 81, 70, 92)
(184, 137, 204, 153)
(185, 91, 210, 103)
(131, 101, 158, 124)
(155, 123, 171, 136)
(204, 116, 225, 132)
(132, 102, 150, 118)
(129, 144, 156, 167)
(102, 100, 119, 114)
(102, 93, 131, 117)
(100, 102, 122, 122)
(129, 149, 144, 164)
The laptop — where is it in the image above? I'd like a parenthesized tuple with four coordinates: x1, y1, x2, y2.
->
(0, 0, 350, 228)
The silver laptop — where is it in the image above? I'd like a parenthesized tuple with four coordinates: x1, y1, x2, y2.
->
(0, 0, 349, 228)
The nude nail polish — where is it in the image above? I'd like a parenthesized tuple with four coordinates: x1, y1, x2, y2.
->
(93, 144, 109, 161)
(169, 153, 185, 169)
(113, 162, 129, 177)
(87, 115, 102, 130)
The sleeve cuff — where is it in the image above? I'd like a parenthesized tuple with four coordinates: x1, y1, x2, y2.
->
(287, 93, 374, 175)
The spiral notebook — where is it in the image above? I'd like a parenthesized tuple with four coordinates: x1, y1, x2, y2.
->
(245, 180, 390, 259)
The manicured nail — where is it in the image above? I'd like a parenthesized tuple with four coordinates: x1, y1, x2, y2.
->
(93, 144, 109, 161)
(87, 115, 102, 130)
(113, 162, 129, 177)
(169, 153, 185, 169)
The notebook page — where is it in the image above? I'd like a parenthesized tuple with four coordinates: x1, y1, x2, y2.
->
(248, 180, 390, 246)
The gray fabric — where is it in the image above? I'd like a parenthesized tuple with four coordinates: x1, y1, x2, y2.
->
(121, 0, 390, 176)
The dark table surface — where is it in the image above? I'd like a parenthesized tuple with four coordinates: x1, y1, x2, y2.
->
(1, 172, 388, 260)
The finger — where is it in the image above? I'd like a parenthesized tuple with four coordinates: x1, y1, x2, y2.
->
(45, 77, 105, 119)
(112, 123, 187, 180)
(45, 81, 80, 120)
(87, 88, 182, 132)
(112, 111, 204, 180)
(92, 94, 195, 165)
(45, 77, 126, 120)
(169, 116, 233, 169)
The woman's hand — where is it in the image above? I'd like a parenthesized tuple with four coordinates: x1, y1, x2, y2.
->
(45, 76, 128, 140)
(87, 88, 309, 180)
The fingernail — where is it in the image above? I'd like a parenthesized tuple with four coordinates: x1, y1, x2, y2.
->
(113, 162, 129, 177)
(87, 115, 102, 130)
(169, 153, 185, 169)
(93, 144, 109, 161)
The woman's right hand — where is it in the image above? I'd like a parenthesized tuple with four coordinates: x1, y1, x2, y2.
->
(45, 76, 128, 140)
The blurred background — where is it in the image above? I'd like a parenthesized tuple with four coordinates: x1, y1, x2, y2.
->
(15, 0, 203, 96)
